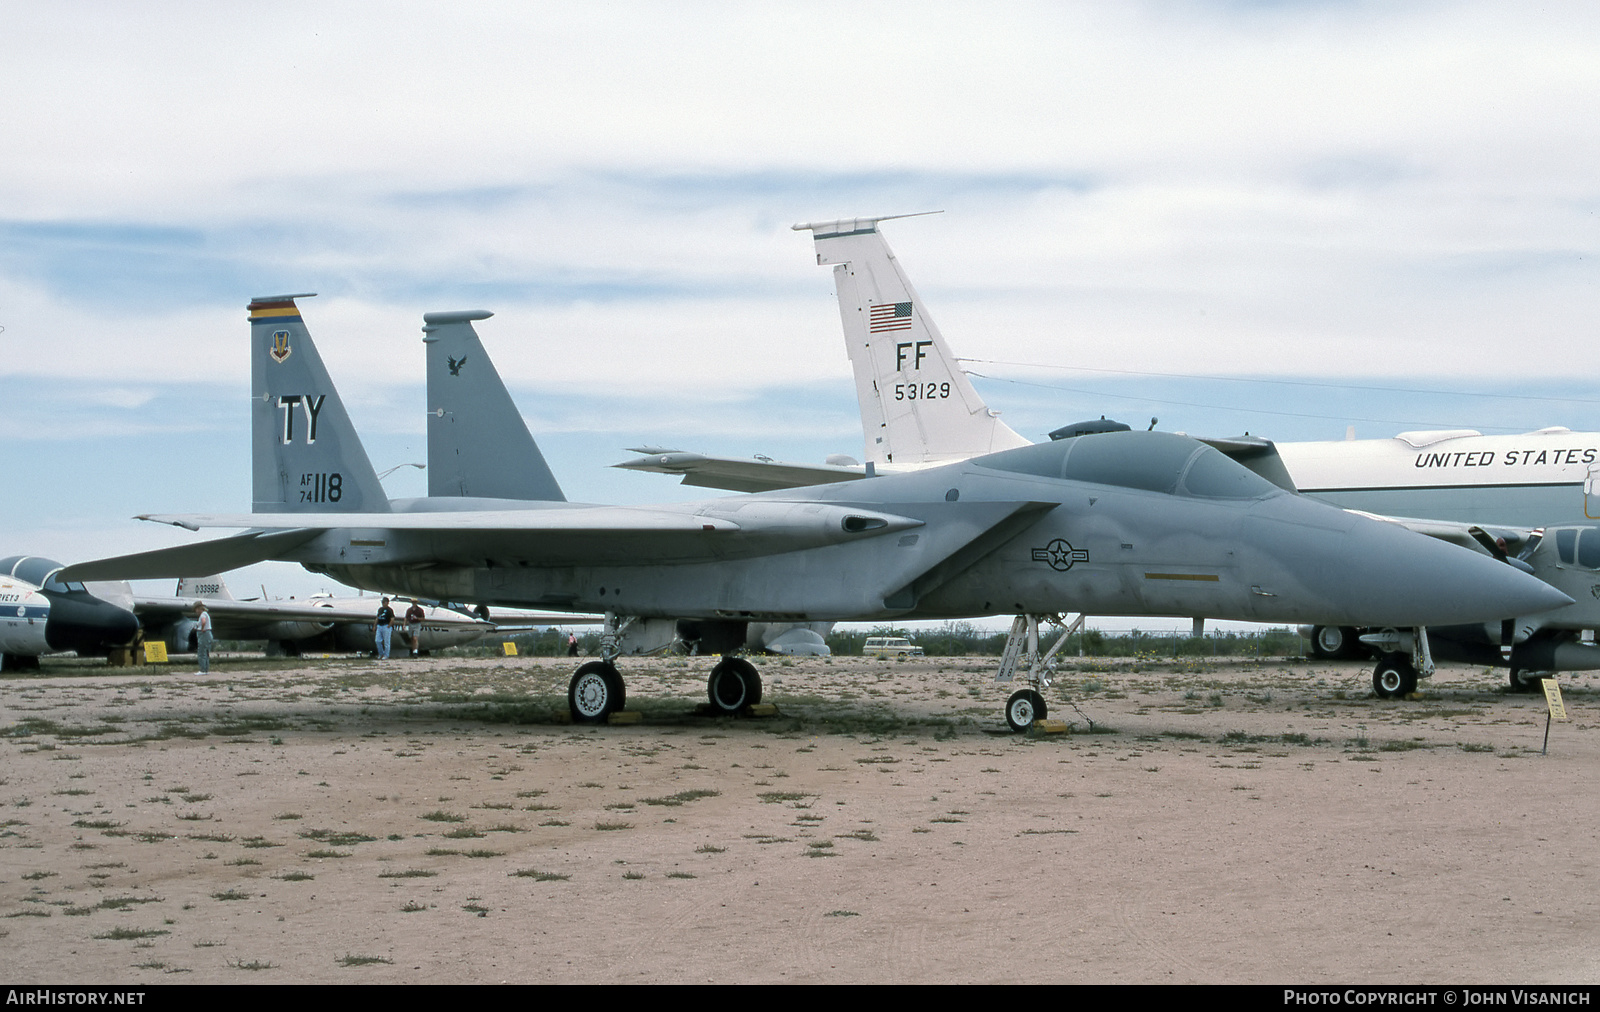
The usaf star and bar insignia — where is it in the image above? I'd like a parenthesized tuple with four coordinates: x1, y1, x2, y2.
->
(1032, 538, 1089, 572)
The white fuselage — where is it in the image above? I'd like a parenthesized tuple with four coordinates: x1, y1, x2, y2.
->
(317, 597, 494, 652)
(0, 577, 51, 657)
(1278, 427, 1600, 527)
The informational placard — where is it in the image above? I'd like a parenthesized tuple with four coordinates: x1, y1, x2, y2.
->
(1542, 678, 1567, 721)
(1541, 678, 1567, 755)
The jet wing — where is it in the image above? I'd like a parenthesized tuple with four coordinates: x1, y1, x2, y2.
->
(58, 529, 325, 582)
(59, 503, 927, 578)
(133, 595, 346, 626)
(613, 450, 868, 493)
(136, 505, 746, 534)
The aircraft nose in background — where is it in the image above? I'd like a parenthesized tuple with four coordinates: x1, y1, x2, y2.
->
(43, 596, 141, 654)
(1247, 505, 1573, 627)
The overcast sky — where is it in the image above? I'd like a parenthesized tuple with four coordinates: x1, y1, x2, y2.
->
(2, 1, 1598, 609)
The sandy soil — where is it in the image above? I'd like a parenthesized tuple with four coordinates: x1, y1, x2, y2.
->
(1, 651, 1596, 984)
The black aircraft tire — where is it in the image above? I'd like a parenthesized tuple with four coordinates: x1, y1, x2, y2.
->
(603, 665, 626, 712)
(569, 661, 621, 724)
(1005, 689, 1047, 733)
(1373, 655, 1418, 699)
(1508, 669, 1543, 694)
(1310, 626, 1344, 660)
(707, 657, 760, 714)
(1312, 625, 1365, 660)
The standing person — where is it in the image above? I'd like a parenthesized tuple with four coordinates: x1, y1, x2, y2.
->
(373, 596, 395, 659)
(404, 600, 426, 658)
(193, 602, 213, 674)
(567, 631, 578, 657)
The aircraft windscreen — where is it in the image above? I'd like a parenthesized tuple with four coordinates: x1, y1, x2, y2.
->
(1178, 445, 1281, 499)
(0, 556, 77, 592)
(1556, 528, 1578, 565)
(981, 431, 1277, 499)
(1579, 529, 1600, 570)
(1060, 430, 1196, 493)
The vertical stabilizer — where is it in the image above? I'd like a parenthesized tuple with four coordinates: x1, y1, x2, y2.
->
(792, 214, 1030, 466)
(422, 311, 566, 501)
(176, 576, 233, 600)
(249, 294, 390, 513)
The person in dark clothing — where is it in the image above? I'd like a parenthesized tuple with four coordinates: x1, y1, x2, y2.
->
(404, 601, 426, 657)
(374, 597, 395, 659)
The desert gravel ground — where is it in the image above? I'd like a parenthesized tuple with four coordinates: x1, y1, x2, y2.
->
(1, 651, 1596, 985)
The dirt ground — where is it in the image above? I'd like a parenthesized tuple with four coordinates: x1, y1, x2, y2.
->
(1, 650, 1596, 984)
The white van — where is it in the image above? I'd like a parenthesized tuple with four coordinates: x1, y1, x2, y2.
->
(863, 636, 924, 658)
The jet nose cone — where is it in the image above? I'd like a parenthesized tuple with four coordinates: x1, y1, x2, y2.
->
(43, 596, 141, 654)
(1246, 503, 1572, 627)
(110, 607, 142, 645)
(1352, 534, 1573, 626)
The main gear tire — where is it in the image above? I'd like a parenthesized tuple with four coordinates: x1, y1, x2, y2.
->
(1373, 655, 1418, 699)
(1311, 625, 1364, 660)
(707, 656, 762, 714)
(569, 661, 622, 723)
(1005, 688, 1047, 733)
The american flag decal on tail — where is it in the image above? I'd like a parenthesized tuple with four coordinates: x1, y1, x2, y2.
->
(869, 302, 913, 333)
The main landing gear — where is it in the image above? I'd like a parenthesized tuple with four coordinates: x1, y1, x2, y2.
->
(564, 614, 766, 724)
(707, 656, 762, 714)
(1371, 654, 1418, 699)
(995, 613, 1082, 732)
(568, 660, 626, 723)
(1309, 625, 1366, 661)
(1508, 668, 1551, 694)
(1369, 626, 1435, 699)
(1004, 688, 1047, 734)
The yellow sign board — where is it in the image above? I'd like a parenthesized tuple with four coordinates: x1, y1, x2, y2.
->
(1543, 678, 1568, 721)
(502, 642, 518, 657)
(142, 641, 168, 663)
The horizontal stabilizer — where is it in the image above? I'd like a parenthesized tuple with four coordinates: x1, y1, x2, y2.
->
(613, 450, 868, 493)
(57, 529, 324, 582)
(1198, 436, 1298, 492)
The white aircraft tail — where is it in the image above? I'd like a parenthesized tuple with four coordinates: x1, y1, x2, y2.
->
(793, 214, 1029, 466)
(249, 294, 390, 513)
(421, 310, 566, 501)
(176, 576, 233, 601)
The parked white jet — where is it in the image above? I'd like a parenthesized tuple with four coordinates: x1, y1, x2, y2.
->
(141, 577, 498, 656)
(0, 572, 53, 670)
(0, 556, 140, 669)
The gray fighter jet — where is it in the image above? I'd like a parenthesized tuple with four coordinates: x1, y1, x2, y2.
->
(423, 309, 833, 657)
(61, 296, 1572, 730)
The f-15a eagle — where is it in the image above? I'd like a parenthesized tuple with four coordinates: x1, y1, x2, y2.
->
(618, 213, 1600, 699)
(59, 295, 1569, 731)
